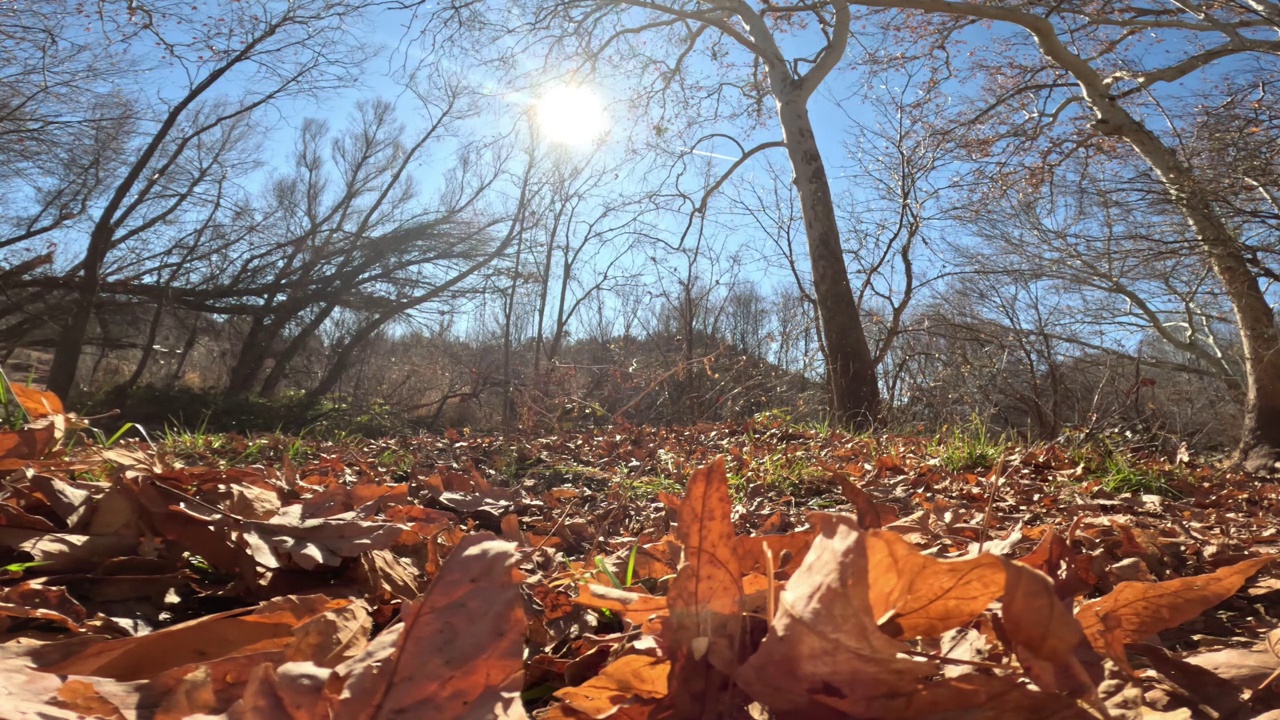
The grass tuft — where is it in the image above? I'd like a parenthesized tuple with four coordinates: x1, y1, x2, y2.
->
(929, 416, 1009, 473)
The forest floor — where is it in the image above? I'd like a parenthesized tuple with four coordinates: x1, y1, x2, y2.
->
(1, 387, 1279, 719)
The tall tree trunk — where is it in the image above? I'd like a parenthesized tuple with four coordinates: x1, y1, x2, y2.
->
(167, 315, 201, 388)
(776, 96, 880, 427)
(259, 303, 337, 397)
(47, 223, 113, 397)
(119, 298, 167, 395)
(226, 315, 281, 397)
(1084, 92, 1280, 470)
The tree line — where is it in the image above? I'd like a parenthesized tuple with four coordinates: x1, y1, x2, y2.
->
(1, 0, 1277, 469)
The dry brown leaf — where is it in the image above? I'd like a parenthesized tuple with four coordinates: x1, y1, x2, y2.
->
(735, 529, 815, 575)
(286, 600, 371, 667)
(552, 654, 669, 719)
(1001, 559, 1098, 698)
(218, 483, 283, 521)
(865, 530, 1006, 638)
(355, 549, 422, 602)
(10, 385, 64, 419)
(0, 582, 88, 632)
(837, 476, 883, 529)
(27, 474, 93, 527)
(240, 515, 404, 570)
(736, 512, 932, 718)
(229, 661, 334, 720)
(0, 642, 119, 720)
(333, 532, 527, 720)
(662, 456, 745, 718)
(1185, 646, 1280, 688)
(862, 673, 1098, 720)
(0, 425, 56, 461)
(574, 583, 669, 626)
(0, 527, 139, 573)
(1130, 643, 1248, 718)
(332, 624, 403, 720)
(1076, 555, 1275, 658)
(1013, 525, 1095, 597)
(34, 594, 347, 681)
(1003, 560, 1087, 664)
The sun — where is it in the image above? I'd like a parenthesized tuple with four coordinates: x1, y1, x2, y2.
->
(534, 85, 607, 146)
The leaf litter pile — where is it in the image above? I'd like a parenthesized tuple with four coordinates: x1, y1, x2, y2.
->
(2, 387, 1280, 719)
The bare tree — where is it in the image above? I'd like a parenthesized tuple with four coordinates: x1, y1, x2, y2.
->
(43, 0, 381, 398)
(841, 0, 1280, 468)
(439, 0, 882, 426)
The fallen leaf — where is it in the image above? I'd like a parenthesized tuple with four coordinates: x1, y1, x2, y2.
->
(735, 529, 814, 575)
(1077, 555, 1274, 658)
(1001, 559, 1098, 697)
(863, 673, 1099, 719)
(0, 527, 139, 573)
(1003, 560, 1087, 664)
(837, 476, 883, 529)
(0, 425, 56, 461)
(33, 594, 347, 681)
(1129, 643, 1247, 718)
(552, 654, 669, 719)
(229, 661, 334, 720)
(1185, 646, 1279, 689)
(9, 385, 64, 419)
(662, 456, 745, 718)
(865, 530, 1005, 638)
(574, 583, 668, 626)
(334, 532, 527, 720)
(736, 512, 932, 718)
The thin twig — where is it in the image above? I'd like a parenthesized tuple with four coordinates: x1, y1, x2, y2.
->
(976, 458, 1005, 555)
(535, 499, 578, 550)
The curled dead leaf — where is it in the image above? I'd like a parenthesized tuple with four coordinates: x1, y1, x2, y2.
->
(333, 532, 527, 720)
(33, 594, 349, 681)
(663, 456, 745, 718)
(736, 512, 932, 718)
(865, 530, 1005, 639)
(552, 654, 669, 719)
(1076, 555, 1275, 659)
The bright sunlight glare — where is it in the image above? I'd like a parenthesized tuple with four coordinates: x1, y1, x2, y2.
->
(534, 85, 607, 146)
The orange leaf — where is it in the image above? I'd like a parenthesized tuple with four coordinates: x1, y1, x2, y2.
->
(1077, 555, 1275, 659)
(1003, 560, 1086, 664)
(865, 530, 1006, 639)
(663, 456, 744, 718)
(736, 512, 932, 716)
(735, 529, 815, 575)
(552, 654, 669, 719)
(36, 594, 347, 681)
(10, 384, 63, 419)
(0, 424, 55, 461)
(334, 533, 527, 720)
(837, 476, 883, 529)
(574, 583, 668, 626)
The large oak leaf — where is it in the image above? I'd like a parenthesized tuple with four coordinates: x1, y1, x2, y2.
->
(865, 530, 1006, 639)
(333, 532, 527, 720)
(736, 512, 933, 719)
(662, 456, 745, 719)
(1076, 555, 1274, 659)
